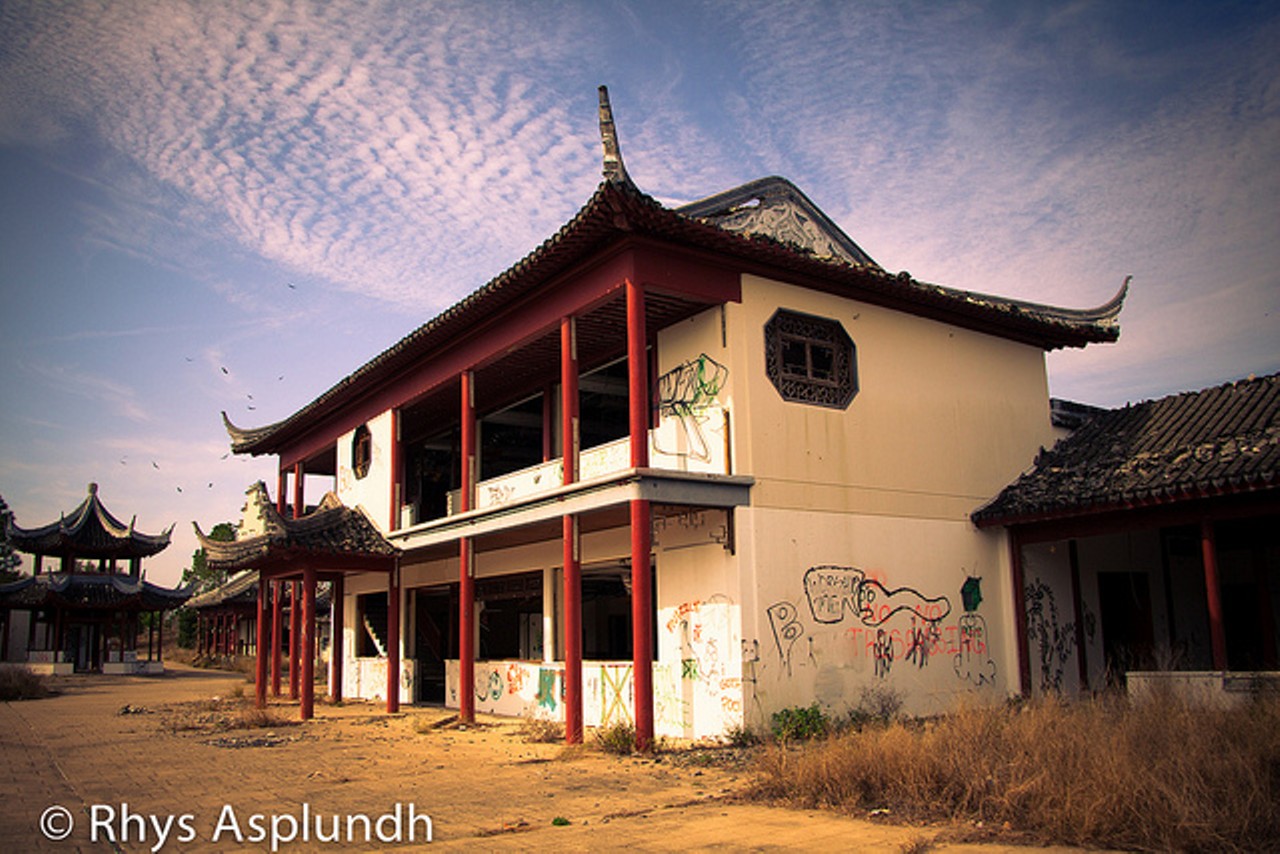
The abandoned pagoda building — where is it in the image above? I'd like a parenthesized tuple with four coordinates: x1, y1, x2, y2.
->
(1, 483, 190, 674)
(207, 88, 1277, 745)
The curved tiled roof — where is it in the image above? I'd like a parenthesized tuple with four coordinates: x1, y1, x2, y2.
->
(6, 483, 172, 559)
(194, 482, 397, 571)
(0, 572, 192, 610)
(225, 91, 1125, 458)
(973, 373, 1280, 526)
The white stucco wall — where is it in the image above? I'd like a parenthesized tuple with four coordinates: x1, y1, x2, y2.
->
(336, 409, 395, 532)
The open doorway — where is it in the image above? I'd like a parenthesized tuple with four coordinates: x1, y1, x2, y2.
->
(1098, 572, 1154, 682)
(414, 585, 456, 703)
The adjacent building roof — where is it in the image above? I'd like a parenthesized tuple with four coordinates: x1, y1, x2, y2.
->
(973, 373, 1280, 527)
(186, 569, 333, 613)
(225, 87, 1126, 459)
(0, 572, 191, 611)
(185, 569, 259, 610)
(6, 483, 172, 560)
(194, 482, 397, 572)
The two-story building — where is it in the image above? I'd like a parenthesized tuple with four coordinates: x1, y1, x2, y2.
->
(217, 89, 1125, 746)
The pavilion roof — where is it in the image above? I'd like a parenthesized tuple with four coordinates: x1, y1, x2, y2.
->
(186, 569, 334, 612)
(0, 572, 192, 611)
(193, 482, 397, 573)
(6, 483, 172, 560)
(224, 87, 1125, 459)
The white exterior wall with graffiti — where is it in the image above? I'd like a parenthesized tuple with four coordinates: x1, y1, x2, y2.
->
(725, 273, 1059, 719)
(739, 508, 1013, 718)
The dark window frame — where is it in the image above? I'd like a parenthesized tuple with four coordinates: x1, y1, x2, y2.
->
(764, 309, 858, 409)
(352, 424, 372, 480)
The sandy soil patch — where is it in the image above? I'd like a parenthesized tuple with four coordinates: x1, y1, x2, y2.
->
(0, 664, 1098, 852)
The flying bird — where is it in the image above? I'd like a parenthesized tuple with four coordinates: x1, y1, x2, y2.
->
(176, 486, 183, 493)
(220, 366, 229, 375)
(151, 461, 159, 469)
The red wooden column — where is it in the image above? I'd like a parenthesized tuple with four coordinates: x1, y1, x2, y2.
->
(626, 277, 654, 750)
(271, 580, 283, 696)
(330, 574, 344, 703)
(300, 566, 317, 720)
(289, 581, 301, 700)
(387, 564, 400, 713)
(561, 316, 583, 744)
(459, 369, 477, 723)
(277, 469, 288, 515)
(255, 574, 268, 708)
(1201, 519, 1228, 670)
(293, 462, 306, 519)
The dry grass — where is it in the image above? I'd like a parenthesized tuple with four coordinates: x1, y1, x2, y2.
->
(160, 696, 293, 733)
(0, 664, 49, 700)
(750, 693, 1280, 852)
(519, 716, 565, 743)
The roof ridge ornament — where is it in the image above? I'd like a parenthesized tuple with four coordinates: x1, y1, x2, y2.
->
(598, 85, 630, 186)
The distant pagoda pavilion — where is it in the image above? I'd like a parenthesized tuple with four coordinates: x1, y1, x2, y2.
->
(0, 483, 191, 674)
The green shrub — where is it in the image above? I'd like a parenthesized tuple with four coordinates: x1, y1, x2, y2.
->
(594, 720, 636, 755)
(771, 703, 829, 742)
(725, 723, 762, 747)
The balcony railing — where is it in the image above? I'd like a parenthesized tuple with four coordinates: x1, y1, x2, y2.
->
(404, 404, 731, 526)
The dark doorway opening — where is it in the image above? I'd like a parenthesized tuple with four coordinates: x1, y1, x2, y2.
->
(1098, 572, 1154, 682)
(414, 586, 456, 704)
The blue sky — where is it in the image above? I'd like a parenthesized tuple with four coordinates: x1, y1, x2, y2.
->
(1, 0, 1276, 585)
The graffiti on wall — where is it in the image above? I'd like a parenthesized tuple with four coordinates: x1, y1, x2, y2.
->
(954, 577, 997, 687)
(767, 565, 998, 686)
(765, 600, 805, 675)
(601, 664, 632, 726)
(803, 565, 952, 626)
(655, 354, 728, 462)
(1025, 577, 1075, 694)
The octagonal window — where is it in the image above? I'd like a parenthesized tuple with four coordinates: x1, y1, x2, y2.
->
(764, 309, 857, 409)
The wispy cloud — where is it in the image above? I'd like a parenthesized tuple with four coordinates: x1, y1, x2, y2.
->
(26, 362, 151, 423)
(0, 1, 606, 312)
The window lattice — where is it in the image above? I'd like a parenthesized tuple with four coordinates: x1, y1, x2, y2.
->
(764, 310, 857, 409)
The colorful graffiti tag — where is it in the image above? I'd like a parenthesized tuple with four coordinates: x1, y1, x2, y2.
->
(654, 354, 728, 462)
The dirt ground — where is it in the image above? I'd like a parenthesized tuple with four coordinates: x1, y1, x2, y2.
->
(0, 665, 1101, 852)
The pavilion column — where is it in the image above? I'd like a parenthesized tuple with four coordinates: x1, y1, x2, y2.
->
(156, 613, 164, 663)
(255, 575, 268, 708)
(301, 566, 317, 720)
(277, 469, 288, 515)
(561, 315, 583, 744)
(289, 581, 301, 700)
(271, 580, 283, 696)
(330, 574, 344, 703)
(1201, 519, 1228, 670)
(459, 369, 477, 724)
(387, 565, 400, 713)
(293, 462, 305, 519)
(626, 277, 654, 750)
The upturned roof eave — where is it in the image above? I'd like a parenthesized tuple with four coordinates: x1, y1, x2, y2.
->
(226, 179, 1123, 458)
